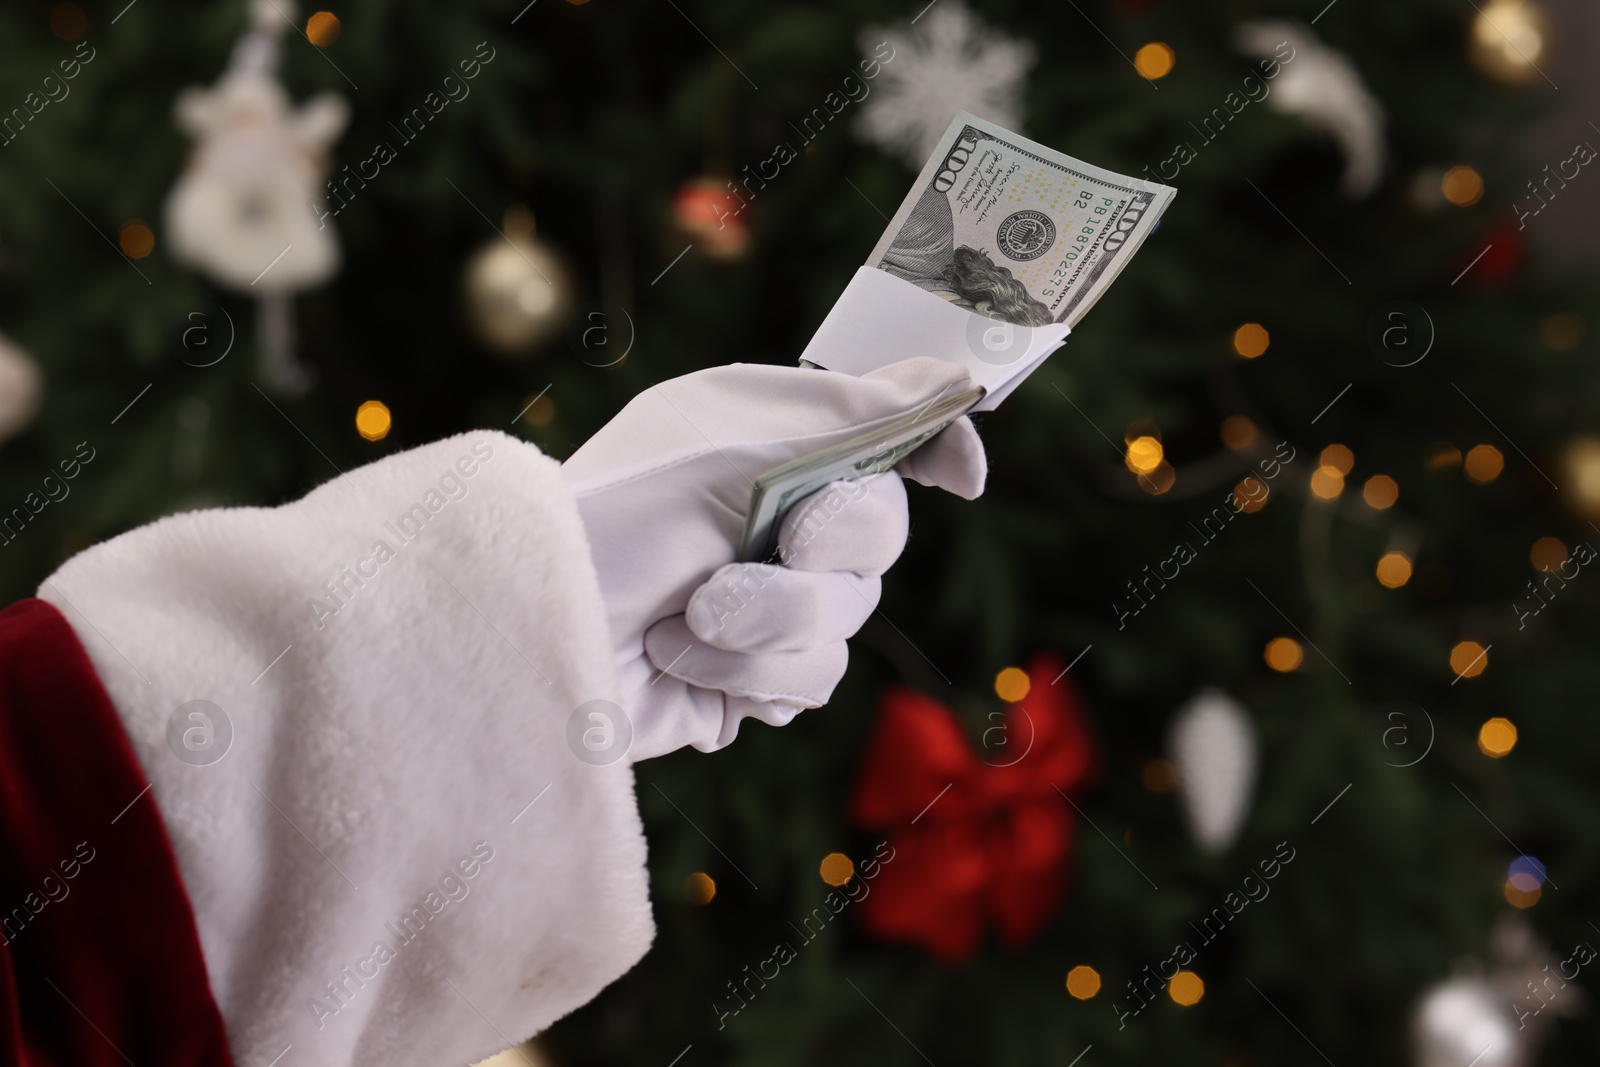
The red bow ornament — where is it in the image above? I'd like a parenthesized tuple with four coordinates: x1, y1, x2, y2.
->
(849, 654, 1097, 964)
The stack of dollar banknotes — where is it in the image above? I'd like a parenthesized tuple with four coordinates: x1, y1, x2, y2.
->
(737, 112, 1177, 561)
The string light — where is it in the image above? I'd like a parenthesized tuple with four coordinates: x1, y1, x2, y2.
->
(1220, 415, 1257, 451)
(1169, 971, 1204, 1006)
(1363, 475, 1399, 509)
(1508, 856, 1547, 893)
(306, 11, 341, 46)
(994, 667, 1030, 703)
(819, 852, 854, 886)
(1426, 444, 1463, 471)
(1530, 537, 1568, 571)
(1376, 551, 1413, 588)
(1310, 465, 1345, 500)
(1451, 641, 1489, 679)
(1541, 312, 1584, 351)
(685, 872, 716, 905)
(1125, 436, 1164, 475)
(1134, 42, 1175, 80)
(355, 400, 392, 441)
(1140, 758, 1177, 793)
(1232, 323, 1270, 359)
(521, 391, 556, 428)
(1464, 444, 1504, 484)
(1320, 444, 1354, 475)
(118, 220, 155, 259)
(1441, 165, 1484, 207)
(1264, 637, 1303, 672)
(1066, 965, 1102, 999)
(49, 3, 87, 40)
(1139, 462, 1177, 495)
(1505, 880, 1541, 908)
(1233, 477, 1268, 513)
(1478, 716, 1516, 757)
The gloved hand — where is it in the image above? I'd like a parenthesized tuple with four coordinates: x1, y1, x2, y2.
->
(561, 357, 987, 760)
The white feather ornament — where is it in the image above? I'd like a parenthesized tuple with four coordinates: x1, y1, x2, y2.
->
(1169, 687, 1258, 852)
(1234, 20, 1386, 198)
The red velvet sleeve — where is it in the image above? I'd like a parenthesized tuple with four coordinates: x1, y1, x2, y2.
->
(0, 598, 233, 1067)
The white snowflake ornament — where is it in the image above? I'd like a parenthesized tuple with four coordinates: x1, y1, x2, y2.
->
(857, 1, 1036, 168)
(1233, 20, 1385, 198)
(1169, 687, 1258, 853)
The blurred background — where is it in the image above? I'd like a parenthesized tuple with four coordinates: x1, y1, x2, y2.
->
(3, 0, 1599, 1064)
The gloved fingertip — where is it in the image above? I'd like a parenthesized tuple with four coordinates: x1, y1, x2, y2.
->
(897, 415, 987, 500)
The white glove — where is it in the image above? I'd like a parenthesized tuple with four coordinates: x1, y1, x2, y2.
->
(561, 357, 986, 760)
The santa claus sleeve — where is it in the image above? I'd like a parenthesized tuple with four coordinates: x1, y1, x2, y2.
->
(16, 430, 654, 1067)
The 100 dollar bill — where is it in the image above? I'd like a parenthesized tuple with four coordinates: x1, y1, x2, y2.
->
(738, 113, 1173, 561)
(866, 111, 1175, 328)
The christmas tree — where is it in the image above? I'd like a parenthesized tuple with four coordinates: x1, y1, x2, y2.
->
(1, 0, 1595, 1064)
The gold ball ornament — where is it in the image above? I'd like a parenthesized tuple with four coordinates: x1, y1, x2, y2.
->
(0, 330, 43, 443)
(470, 1039, 554, 1067)
(1468, 0, 1552, 87)
(1559, 437, 1600, 519)
(462, 206, 573, 358)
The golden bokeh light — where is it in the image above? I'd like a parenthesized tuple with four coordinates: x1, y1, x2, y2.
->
(1264, 637, 1303, 672)
(1133, 42, 1176, 80)
(1505, 880, 1541, 908)
(994, 667, 1031, 703)
(355, 400, 391, 441)
(1320, 444, 1354, 476)
(522, 392, 556, 428)
(1220, 415, 1257, 451)
(819, 852, 855, 887)
(118, 220, 155, 259)
(1138, 461, 1176, 496)
(1233, 477, 1268, 514)
(1066, 965, 1102, 1000)
(1376, 551, 1413, 589)
(685, 871, 716, 905)
(49, 3, 87, 40)
(1530, 536, 1569, 572)
(1363, 474, 1399, 509)
(1126, 435, 1164, 475)
(1310, 465, 1345, 500)
(1451, 641, 1489, 679)
(1441, 165, 1484, 207)
(1169, 971, 1205, 1006)
(306, 11, 342, 46)
(1232, 323, 1270, 359)
(1464, 444, 1504, 484)
(1426, 444, 1463, 471)
(1478, 717, 1517, 758)
(1141, 758, 1177, 794)
(1541, 312, 1585, 352)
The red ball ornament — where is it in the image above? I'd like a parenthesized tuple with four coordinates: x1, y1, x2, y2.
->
(1457, 219, 1525, 286)
(672, 176, 751, 261)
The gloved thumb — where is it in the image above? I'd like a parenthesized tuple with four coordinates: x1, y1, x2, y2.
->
(857, 359, 987, 500)
(896, 414, 985, 499)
